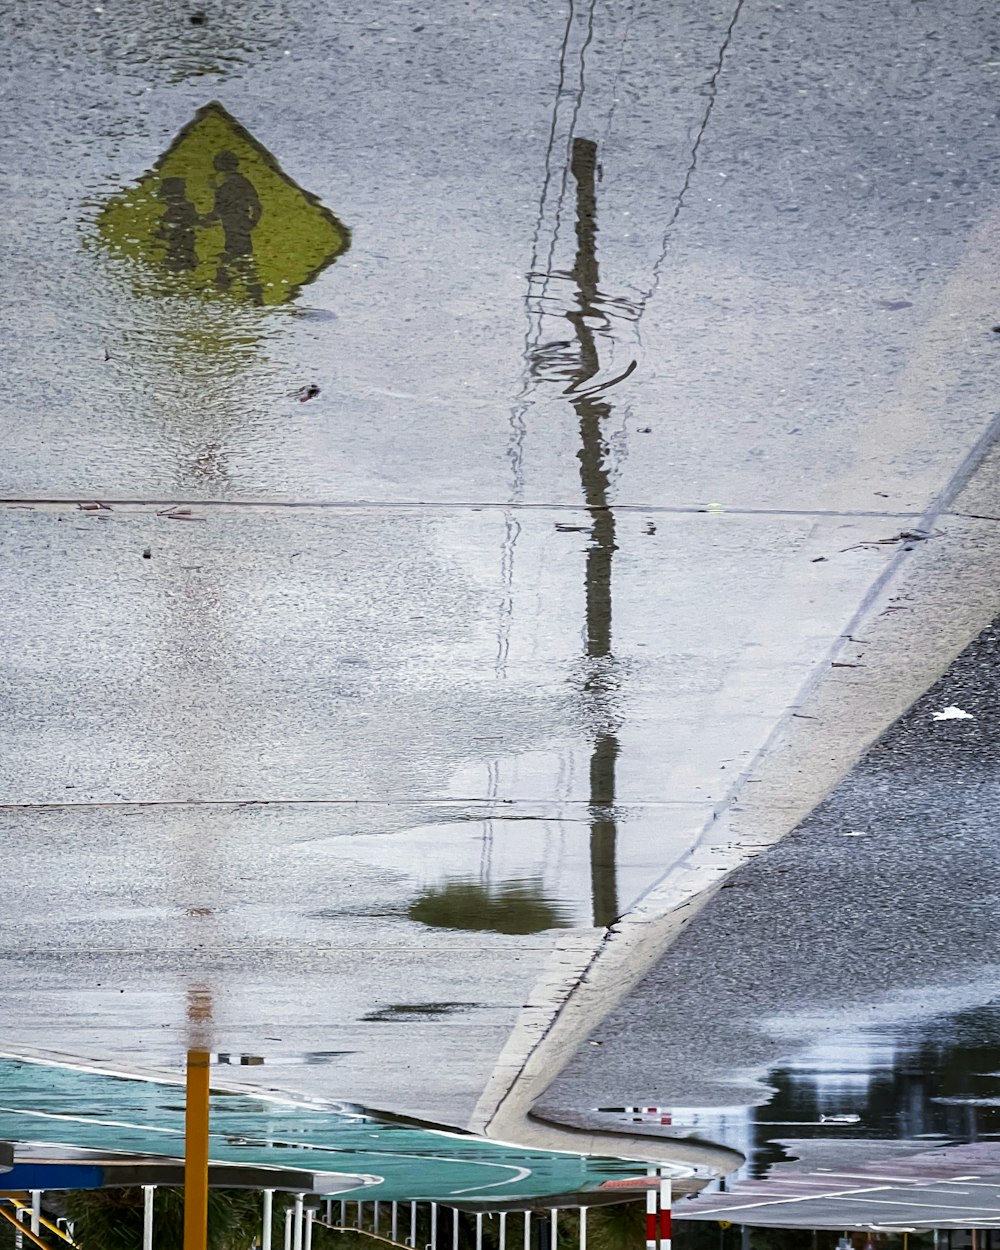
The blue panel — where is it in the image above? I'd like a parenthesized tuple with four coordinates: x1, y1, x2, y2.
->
(0, 1163, 105, 1190)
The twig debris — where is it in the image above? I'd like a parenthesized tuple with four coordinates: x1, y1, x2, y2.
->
(841, 529, 942, 552)
(157, 505, 205, 522)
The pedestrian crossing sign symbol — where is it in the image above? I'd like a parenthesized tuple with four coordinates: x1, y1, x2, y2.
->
(96, 101, 350, 305)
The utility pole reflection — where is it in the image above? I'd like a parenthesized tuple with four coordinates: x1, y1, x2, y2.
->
(184, 988, 212, 1250)
(566, 136, 620, 928)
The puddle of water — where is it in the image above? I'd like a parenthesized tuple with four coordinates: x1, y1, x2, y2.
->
(306, 905, 406, 921)
(362, 1003, 478, 1023)
(592, 1002, 1000, 1181)
(259, 1051, 355, 1066)
(408, 877, 573, 935)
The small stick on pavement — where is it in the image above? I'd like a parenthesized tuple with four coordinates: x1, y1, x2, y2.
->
(157, 505, 205, 521)
(841, 529, 942, 552)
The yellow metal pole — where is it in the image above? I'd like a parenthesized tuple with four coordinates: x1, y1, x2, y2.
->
(8, 1201, 75, 1246)
(0, 1206, 53, 1250)
(183, 1049, 211, 1250)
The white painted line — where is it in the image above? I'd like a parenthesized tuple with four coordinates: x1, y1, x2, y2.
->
(447, 1163, 533, 1195)
(686, 1186, 892, 1214)
(0, 1048, 357, 1113)
(0, 1106, 180, 1134)
(820, 1173, 942, 1185)
(700, 1193, 1000, 1217)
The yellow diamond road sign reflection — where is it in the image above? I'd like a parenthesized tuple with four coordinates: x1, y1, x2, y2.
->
(97, 101, 350, 305)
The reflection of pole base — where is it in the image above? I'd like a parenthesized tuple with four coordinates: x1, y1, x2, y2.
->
(0, 1141, 13, 1173)
(184, 1049, 211, 1250)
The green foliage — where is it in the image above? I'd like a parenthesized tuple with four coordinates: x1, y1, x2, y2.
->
(577, 1203, 647, 1250)
(0, 1212, 17, 1250)
(54, 1191, 939, 1250)
(65, 1187, 261, 1250)
(309, 1199, 648, 1250)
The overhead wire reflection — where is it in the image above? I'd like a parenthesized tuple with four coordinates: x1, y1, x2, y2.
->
(633, 0, 747, 328)
(494, 0, 633, 928)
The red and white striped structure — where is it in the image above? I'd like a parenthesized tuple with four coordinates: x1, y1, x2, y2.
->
(645, 1167, 672, 1250)
(600, 1106, 674, 1126)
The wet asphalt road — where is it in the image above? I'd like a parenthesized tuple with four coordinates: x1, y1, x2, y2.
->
(2, 0, 1000, 1157)
(540, 611, 1000, 1171)
(673, 1141, 1000, 1231)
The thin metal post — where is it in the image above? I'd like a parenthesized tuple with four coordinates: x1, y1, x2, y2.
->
(524, 1211, 531, 1250)
(357, 1203, 364, 1230)
(183, 1050, 211, 1250)
(659, 1170, 672, 1250)
(284, 1208, 293, 1250)
(410, 1202, 417, 1248)
(550, 1209, 557, 1250)
(143, 1186, 155, 1250)
(293, 1195, 304, 1250)
(431, 1203, 438, 1250)
(0, 1213, 33, 1250)
(500, 1212, 507, 1250)
(341, 1202, 347, 1227)
(30, 1194, 41, 1237)
(646, 1166, 657, 1250)
(263, 1191, 273, 1250)
(325, 1202, 332, 1226)
(476, 1212, 483, 1250)
(392, 1203, 399, 1243)
(453, 1209, 460, 1250)
(304, 1209, 314, 1250)
(579, 1208, 587, 1250)
(375, 1203, 381, 1237)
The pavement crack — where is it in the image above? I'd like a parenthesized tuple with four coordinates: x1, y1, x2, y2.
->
(0, 496, 928, 520)
(0, 797, 708, 813)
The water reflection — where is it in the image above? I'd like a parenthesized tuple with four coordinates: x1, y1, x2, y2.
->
(208, 150, 264, 301)
(598, 1003, 1000, 1183)
(157, 177, 201, 272)
(96, 101, 349, 305)
(90, 101, 351, 491)
(525, 133, 624, 928)
(0, 1057, 641, 1200)
(363, 1002, 476, 1022)
(748, 1002, 1000, 1176)
(408, 878, 573, 935)
(490, 0, 636, 932)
